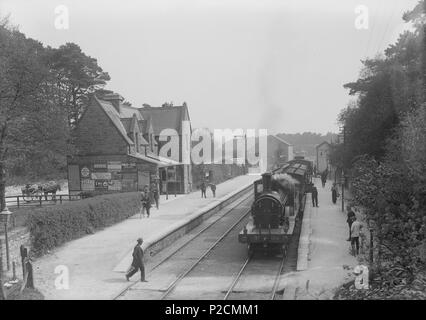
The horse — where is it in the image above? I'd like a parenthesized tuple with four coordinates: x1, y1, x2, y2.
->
(21, 184, 42, 201)
(40, 181, 62, 201)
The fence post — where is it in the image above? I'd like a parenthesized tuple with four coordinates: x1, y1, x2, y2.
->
(17, 196, 20, 208)
(60, 195, 62, 204)
(39, 196, 42, 207)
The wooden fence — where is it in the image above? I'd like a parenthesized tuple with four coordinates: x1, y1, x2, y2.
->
(5, 194, 82, 209)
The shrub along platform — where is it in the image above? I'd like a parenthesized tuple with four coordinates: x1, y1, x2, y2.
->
(26, 192, 141, 256)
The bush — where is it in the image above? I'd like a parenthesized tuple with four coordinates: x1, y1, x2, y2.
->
(26, 192, 141, 256)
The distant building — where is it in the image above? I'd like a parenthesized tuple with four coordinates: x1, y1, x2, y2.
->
(315, 141, 331, 174)
(139, 103, 192, 194)
(67, 93, 175, 195)
(267, 135, 294, 171)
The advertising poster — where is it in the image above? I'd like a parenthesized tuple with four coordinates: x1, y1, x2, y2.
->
(95, 179, 109, 190)
(108, 180, 122, 191)
(93, 162, 107, 170)
(91, 172, 112, 180)
(80, 165, 91, 179)
(108, 161, 122, 171)
(81, 179, 95, 191)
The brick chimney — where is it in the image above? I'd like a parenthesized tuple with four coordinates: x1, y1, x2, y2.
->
(103, 93, 124, 113)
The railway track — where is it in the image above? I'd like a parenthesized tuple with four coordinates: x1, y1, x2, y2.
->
(223, 252, 286, 300)
(113, 191, 253, 300)
(223, 195, 306, 300)
(115, 193, 306, 300)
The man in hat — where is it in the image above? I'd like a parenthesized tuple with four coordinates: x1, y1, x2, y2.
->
(311, 185, 319, 207)
(126, 238, 148, 282)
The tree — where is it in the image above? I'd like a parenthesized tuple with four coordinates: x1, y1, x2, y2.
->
(49, 43, 110, 128)
(0, 22, 52, 209)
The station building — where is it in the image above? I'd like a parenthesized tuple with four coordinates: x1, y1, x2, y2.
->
(67, 93, 177, 195)
(139, 103, 193, 194)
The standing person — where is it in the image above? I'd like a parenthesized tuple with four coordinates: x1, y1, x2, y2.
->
(141, 185, 152, 218)
(331, 183, 339, 204)
(321, 171, 327, 188)
(200, 181, 207, 198)
(346, 206, 356, 241)
(126, 238, 148, 282)
(210, 183, 216, 197)
(311, 185, 319, 207)
(350, 217, 362, 256)
(151, 181, 159, 209)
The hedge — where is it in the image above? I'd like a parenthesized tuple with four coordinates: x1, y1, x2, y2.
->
(26, 192, 141, 256)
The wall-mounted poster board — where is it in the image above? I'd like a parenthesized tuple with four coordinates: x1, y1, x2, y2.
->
(81, 179, 95, 191)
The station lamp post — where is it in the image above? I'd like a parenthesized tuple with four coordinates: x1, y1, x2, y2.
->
(0, 207, 12, 271)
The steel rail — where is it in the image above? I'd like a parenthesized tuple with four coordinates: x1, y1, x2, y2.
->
(159, 207, 252, 300)
(113, 191, 252, 300)
(223, 256, 251, 300)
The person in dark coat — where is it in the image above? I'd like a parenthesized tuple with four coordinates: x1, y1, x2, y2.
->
(331, 183, 339, 204)
(210, 183, 216, 197)
(200, 181, 207, 198)
(321, 171, 327, 188)
(346, 206, 356, 241)
(141, 186, 152, 218)
(311, 186, 319, 207)
(126, 238, 147, 282)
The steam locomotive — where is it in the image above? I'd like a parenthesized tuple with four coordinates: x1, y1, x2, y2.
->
(238, 158, 313, 255)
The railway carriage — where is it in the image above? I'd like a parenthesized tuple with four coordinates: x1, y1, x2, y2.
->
(239, 158, 313, 255)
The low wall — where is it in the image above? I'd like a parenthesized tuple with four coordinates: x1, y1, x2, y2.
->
(143, 183, 253, 258)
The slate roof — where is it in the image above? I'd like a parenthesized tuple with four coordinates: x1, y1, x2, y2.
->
(95, 97, 134, 146)
(139, 105, 191, 136)
(94, 97, 149, 146)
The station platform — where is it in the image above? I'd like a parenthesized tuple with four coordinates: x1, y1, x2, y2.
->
(32, 174, 259, 300)
(281, 177, 358, 300)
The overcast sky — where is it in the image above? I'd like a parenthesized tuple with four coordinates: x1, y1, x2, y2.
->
(0, 0, 419, 134)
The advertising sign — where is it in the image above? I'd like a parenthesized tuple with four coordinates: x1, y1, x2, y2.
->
(91, 172, 111, 180)
(108, 180, 122, 191)
(122, 162, 136, 171)
(81, 166, 91, 178)
(95, 179, 109, 190)
(108, 161, 122, 171)
(81, 179, 95, 191)
(93, 162, 107, 170)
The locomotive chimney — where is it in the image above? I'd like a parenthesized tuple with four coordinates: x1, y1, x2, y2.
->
(262, 173, 272, 191)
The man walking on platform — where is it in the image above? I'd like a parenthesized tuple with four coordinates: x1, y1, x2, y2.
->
(311, 185, 319, 207)
(126, 238, 148, 282)
(151, 182, 159, 209)
(210, 183, 216, 197)
(331, 183, 339, 204)
(141, 185, 152, 218)
(321, 171, 327, 188)
(200, 181, 207, 198)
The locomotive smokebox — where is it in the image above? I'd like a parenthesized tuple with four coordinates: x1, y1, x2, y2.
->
(262, 172, 272, 192)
